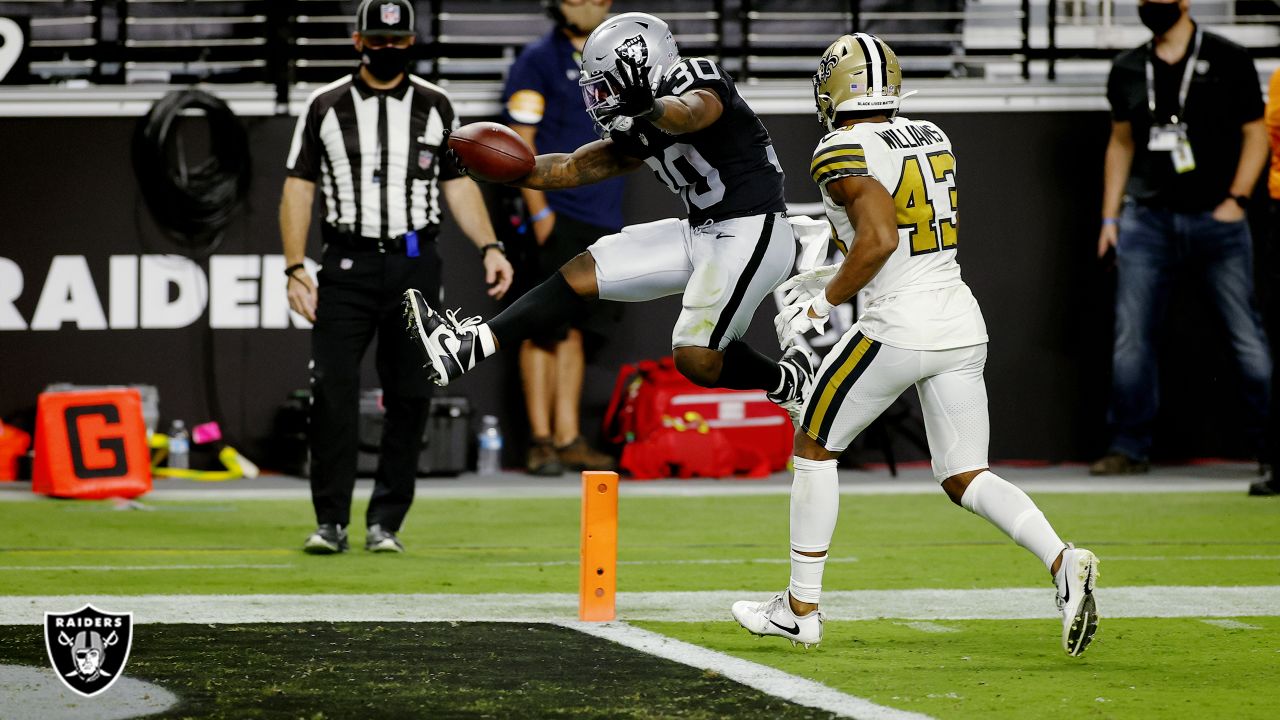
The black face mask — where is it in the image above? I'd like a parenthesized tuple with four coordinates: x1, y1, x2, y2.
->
(1138, 2, 1183, 36)
(362, 46, 410, 82)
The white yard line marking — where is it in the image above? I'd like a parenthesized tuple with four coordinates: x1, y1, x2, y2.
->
(1104, 555, 1280, 562)
(494, 557, 860, 567)
(564, 621, 933, 720)
(895, 621, 959, 634)
(0, 474, 1252, 502)
(0, 564, 294, 572)
(1, 586, 1277, 625)
(1200, 619, 1262, 630)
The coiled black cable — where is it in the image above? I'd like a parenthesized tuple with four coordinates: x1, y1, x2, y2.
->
(132, 89, 250, 256)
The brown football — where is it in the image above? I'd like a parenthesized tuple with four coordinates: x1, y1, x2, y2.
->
(448, 122, 535, 183)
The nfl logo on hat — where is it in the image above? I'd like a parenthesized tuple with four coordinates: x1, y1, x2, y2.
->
(381, 3, 400, 25)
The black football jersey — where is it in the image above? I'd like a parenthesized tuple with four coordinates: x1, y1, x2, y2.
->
(609, 57, 786, 226)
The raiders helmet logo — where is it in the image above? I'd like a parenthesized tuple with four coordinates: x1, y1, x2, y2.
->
(615, 36, 648, 66)
(381, 3, 401, 26)
(44, 604, 134, 697)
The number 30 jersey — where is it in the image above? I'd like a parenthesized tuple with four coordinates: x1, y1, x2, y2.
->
(813, 116, 987, 351)
(609, 57, 787, 226)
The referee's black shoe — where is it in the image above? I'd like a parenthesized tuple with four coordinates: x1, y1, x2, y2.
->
(303, 524, 349, 554)
(366, 524, 405, 553)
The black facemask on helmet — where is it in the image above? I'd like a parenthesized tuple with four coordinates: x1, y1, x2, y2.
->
(1138, 2, 1183, 36)
(362, 46, 410, 81)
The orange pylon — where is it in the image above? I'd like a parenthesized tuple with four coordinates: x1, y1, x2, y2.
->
(579, 471, 618, 621)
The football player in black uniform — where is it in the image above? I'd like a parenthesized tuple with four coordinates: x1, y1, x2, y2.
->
(405, 12, 813, 419)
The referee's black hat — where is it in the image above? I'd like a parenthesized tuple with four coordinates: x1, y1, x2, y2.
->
(357, 0, 416, 37)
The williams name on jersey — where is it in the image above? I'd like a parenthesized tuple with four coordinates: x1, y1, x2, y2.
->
(812, 117, 987, 351)
(608, 57, 787, 225)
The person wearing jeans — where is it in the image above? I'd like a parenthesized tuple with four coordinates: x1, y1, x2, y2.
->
(1107, 204, 1271, 466)
(1093, 0, 1271, 474)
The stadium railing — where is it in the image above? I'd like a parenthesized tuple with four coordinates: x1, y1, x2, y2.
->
(0, 0, 1275, 112)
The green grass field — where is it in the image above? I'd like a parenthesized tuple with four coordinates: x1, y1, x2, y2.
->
(1, 489, 1277, 719)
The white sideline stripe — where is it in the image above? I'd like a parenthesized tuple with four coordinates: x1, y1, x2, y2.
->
(0, 475, 1254, 502)
(896, 621, 959, 634)
(494, 557, 860, 567)
(1, 586, 1277, 625)
(1105, 555, 1280, 562)
(0, 564, 293, 572)
(564, 621, 933, 720)
(1200, 619, 1261, 630)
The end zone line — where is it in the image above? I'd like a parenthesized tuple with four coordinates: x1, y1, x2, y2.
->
(1, 586, 1277, 625)
(562, 621, 934, 720)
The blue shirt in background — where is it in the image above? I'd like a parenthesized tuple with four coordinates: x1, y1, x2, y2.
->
(503, 30, 625, 231)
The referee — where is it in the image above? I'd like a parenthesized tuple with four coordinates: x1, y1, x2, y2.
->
(281, 0, 513, 554)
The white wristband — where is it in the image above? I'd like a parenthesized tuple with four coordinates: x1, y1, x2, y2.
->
(810, 291, 833, 319)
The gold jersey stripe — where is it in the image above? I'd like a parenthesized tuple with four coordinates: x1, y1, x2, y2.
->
(808, 146, 870, 172)
(811, 154, 868, 177)
(830, 223, 848, 256)
(814, 163, 870, 186)
(805, 334, 876, 438)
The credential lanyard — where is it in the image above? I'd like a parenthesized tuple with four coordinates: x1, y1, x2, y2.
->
(1146, 28, 1201, 124)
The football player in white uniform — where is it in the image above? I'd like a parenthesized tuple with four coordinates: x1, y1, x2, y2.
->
(731, 34, 1100, 657)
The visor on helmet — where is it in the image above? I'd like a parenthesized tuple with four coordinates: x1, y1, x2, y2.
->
(579, 71, 623, 129)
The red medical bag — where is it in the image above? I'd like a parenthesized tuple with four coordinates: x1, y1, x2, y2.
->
(602, 357, 792, 479)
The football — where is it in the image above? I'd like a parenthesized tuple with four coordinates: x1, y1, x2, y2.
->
(448, 122, 536, 183)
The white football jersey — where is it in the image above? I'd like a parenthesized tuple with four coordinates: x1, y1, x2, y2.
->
(811, 115, 987, 350)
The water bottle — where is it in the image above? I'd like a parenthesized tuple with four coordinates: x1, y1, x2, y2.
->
(168, 419, 190, 470)
(476, 415, 503, 475)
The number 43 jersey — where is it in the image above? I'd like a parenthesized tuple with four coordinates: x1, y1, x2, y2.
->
(813, 116, 987, 351)
(611, 57, 787, 226)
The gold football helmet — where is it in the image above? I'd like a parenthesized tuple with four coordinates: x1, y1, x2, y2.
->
(813, 33, 905, 131)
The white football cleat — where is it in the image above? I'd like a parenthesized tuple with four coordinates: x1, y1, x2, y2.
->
(403, 289, 495, 387)
(1054, 543, 1100, 656)
(767, 347, 816, 427)
(731, 591, 823, 647)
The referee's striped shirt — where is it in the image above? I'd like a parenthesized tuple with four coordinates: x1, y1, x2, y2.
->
(286, 71, 462, 240)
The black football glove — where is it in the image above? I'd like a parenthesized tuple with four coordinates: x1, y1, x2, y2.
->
(442, 132, 471, 177)
(444, 146, 470, 178)
(598, 58, 661, 121)
(607, 116, 674, 159)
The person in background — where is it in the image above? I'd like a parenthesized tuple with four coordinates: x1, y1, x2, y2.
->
(501, 0, 621, 475)
(1250, 66, 1280, 497)
(282, 0, 513, 554)
(1092, 0, 1271, 475)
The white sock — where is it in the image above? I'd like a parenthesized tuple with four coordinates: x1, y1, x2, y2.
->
(960, 470, 1064, 572)
(788, 456, 839, 604)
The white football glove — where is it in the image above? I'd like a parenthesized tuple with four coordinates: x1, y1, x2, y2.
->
(777, 264, 840, 307)
(775, 293, 833, 349)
